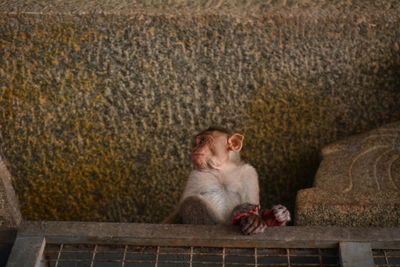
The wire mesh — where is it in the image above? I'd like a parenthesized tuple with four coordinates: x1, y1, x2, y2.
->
(44, 243, 339, 267)
(373, 249, 400, 266)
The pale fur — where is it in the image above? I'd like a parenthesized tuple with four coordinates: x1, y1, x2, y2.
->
(181, 160, 260, 224)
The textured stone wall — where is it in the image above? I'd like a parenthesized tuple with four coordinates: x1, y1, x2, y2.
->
(0, 1, 399, 223)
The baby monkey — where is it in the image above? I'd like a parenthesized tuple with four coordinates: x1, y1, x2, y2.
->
(164, 127, 290, 234)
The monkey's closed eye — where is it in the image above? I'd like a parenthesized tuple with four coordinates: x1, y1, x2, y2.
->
(194, 135, 210, 146)
(199, 136, 207, 145)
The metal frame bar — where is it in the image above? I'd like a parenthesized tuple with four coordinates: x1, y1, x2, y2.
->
(6, 221, 400, 266)
(41, 245, 340, 267)
(339, 242, 374, 267)
(6, 236, 45, 267)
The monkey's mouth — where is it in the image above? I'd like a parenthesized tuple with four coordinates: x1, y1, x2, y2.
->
(191, 153, 206, 167)
(191, 153, 206, 161)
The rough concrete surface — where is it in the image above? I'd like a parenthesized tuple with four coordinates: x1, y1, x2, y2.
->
(296, 122, 400, 226)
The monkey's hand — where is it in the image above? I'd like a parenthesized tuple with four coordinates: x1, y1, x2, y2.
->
(239, 214, 266, 235)
(273, 204, 291, 224)
(262, 204, 291, 226)
(232, 203, 258, 217)
(231, 203, 260, 224)
(231, 203, 266, 235)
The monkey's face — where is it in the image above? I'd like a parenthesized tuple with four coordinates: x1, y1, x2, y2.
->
(191, 131, 230, 170)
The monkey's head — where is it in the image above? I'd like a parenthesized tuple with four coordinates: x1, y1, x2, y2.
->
(191, 127, 244, 170)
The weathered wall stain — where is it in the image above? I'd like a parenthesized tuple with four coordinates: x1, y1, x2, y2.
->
(0, 2, 399, 222)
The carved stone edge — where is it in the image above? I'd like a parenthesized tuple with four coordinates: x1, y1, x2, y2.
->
(321, 121, 400, 156)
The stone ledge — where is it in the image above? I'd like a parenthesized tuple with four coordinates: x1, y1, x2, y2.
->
(16, 221, 400, 246)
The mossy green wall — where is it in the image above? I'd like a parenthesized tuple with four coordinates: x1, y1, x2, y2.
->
(0, 1, 399, 222)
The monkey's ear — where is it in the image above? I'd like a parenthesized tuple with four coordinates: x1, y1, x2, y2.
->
(228, 134, 244, 151)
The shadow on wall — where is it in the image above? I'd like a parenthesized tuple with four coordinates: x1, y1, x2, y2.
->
(0, 6, 399, 223)
(243, 59, 400, 215)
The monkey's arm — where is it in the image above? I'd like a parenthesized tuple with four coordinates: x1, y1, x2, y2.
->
(238, 165, 290, 227)
(161, 210, 182, 224)
(228, 165, 265, 234)
(240, 165, 261, 205)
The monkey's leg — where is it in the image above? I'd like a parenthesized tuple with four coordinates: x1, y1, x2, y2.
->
(161, 211, 182, 224)
(179, 196, 219, 225)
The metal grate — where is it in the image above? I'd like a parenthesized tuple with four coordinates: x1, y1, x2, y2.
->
(373, 249, 400, 266)
(44, 244, 339, 267)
